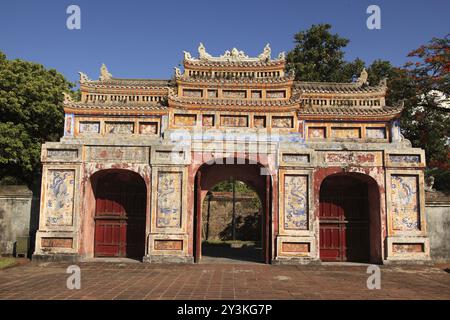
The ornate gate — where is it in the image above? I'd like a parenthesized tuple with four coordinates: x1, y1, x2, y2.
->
(93, 170, 146, 259)
(319, 175, 370, 262)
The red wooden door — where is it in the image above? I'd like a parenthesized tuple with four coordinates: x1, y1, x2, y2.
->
(319, 176, 370, 262)
(94, 172, 146, 259)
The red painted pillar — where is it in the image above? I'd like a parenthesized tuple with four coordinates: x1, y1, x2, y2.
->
(195, 171, 202, 262)
(265, 174, 271, 264)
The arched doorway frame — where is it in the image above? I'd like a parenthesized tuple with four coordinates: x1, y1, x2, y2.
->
(79, 164, 151, 259)
(191, 155, 276, 264)
(314, 168, 385, 263)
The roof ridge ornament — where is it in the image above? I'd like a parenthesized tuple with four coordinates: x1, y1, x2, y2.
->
(78, 71, 90, 84)
(356, 68, 368, 86)
(99, 63, 112, 81)
(183, 43, 285, 63)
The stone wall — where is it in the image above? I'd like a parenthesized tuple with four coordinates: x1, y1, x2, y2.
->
(201, 192, 261, 242)
(0, 186, 39, 256)
(426, 190, 450, 262)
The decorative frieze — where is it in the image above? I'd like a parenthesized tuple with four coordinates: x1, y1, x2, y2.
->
(174, 114, 197, 126)
(323, 151, 381, 166)
(220, 115, 248, 127)
(88, 146, 147, 162)
(105, 122, 134, 134)
(272, 116, 293, 128)
(41, 238, 73, 248)
(139, 122, 158, 135)
(389, 155, 420, 163)
(366, 127, 386, 139)
(47, 149, 78, 159)
(331, 127, 361, 139)
(79, 121, 100, 134)
(154, 240, 183, 251)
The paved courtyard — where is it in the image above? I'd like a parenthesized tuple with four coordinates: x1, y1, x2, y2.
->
(0, 261, 449, 300)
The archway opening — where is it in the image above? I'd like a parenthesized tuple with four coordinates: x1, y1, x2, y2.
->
(319, 173, 381, 263)
(201, 179, 263, 262)
(194, 158, 271, 264)
(91, 169, 146, 260)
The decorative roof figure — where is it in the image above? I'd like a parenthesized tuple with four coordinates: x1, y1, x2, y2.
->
(99, 63, 112, 81)
(258, 43, 271, 61)
(78, 71, 90, 84)
(356, 68, 368, 86)
(174, 67, 182, 78)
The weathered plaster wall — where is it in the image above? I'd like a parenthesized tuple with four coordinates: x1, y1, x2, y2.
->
(426, 191, 450, 262)
(0, 186, 35, 255)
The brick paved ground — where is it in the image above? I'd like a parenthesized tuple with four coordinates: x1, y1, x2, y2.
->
(0, 261, 449, 300)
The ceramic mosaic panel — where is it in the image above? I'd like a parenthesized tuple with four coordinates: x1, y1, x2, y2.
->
(64, 114, 74, 136)
(389, 155, 420, 163)
(284, 175, 308, 230)
(139, 122, 158, 135)
(156, 172, 182, 228)
(207, 90, 217, 98)
(79, 121, 100, 134)
(89, 146, 146, 162)
(154, 240, 183, 250)
(202, 115, 215, 127)
(391, 175, 420, 231)
(272, 116, 293, 128)
(392, 243, 424, 253)
(45, 170, 75, 226)
(222, 90, 246, 98)
(251, 91, 262, 99)
(266, 90, 286, 99)
(324, 151, 380, 166)
(41, 238, 73, 248)
(282, 154, 309, 163)
(331, 127, 361, 139)
(183, 89, 203, 97)
(308, 127, 326, 138)
(254, 116, 266, 128)
(47, 149, 78, 159)
(105, 122, 134, 134)
(366, 127, 386, 139)
(282, 242, 310, 253)
(220, 115, 248, 127)
(174, 114, 197, 126)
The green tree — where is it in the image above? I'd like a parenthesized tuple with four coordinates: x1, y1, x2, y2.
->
(0, 52, 74, 187)
(286, 24, 364, 82)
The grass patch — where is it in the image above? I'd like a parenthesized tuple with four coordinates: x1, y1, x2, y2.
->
(0, 257, 17, 269)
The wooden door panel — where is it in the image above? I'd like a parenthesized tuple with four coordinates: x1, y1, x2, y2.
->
(319, 176, 370, 262)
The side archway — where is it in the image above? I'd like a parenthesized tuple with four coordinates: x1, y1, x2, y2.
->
(319, 172, 382, 263)
(90, 169, 147, 260)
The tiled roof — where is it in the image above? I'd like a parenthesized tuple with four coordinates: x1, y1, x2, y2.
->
(295, 81, 385, 94)
(168, 95, 299, 111)
(297, 105, 402, 119)
(177, 74, 294, 84)
(64, 102, 168, 115)
(81, 78, 172, 89)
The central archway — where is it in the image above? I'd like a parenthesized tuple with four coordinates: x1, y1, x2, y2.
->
(194, 158, 272, 263)
(91, 169, 147, 260)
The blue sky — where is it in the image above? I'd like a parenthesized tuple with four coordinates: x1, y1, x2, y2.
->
(0, 0, 448, 83)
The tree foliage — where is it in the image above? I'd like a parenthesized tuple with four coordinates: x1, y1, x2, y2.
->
(0, 52, 74, 187)
(286, 24, 364, 82)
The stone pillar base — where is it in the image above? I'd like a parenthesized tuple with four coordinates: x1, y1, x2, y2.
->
(32, 253, 80, 263)
(143, 255, 194, 264)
